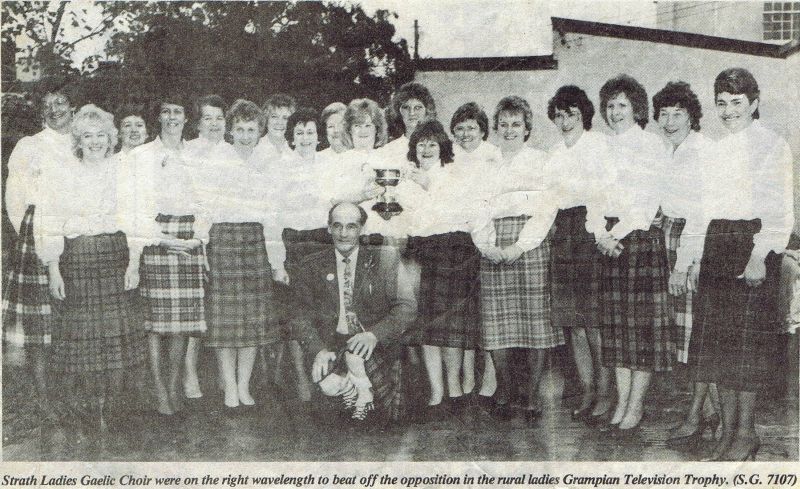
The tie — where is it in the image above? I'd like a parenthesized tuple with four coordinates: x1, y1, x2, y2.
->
(342, 257, 362, 334)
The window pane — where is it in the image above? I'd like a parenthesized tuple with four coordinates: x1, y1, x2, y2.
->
(794, 2, 800, 10)
(785, 2, 792, 10)
(764, 1, 772, 10)
(783, 12, 790, 20)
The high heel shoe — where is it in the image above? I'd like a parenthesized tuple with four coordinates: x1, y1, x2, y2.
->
(585, 409, 612, 427)
(571, 401, 594, 421)
(701, 413, 721, 436)
(721, 438, 760, 461)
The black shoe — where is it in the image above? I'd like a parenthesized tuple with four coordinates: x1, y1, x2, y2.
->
(523, 409, 543, 427)
(446, 395, 469, 416)
(476, 395, 495, 412)
(571, 404, 593, 422)
(585, 409, 612, 427)
(598, 420, 620, 433)
(423, 403, 449, 423)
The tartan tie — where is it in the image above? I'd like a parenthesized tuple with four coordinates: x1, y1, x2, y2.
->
(342, 257, 362, 334)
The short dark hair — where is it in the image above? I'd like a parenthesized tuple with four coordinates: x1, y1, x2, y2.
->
(34, 74, 80, 116)
(285, 107, 320, 147)
(227, 99, 264, 133)
(407, 120, 454, 167)
(114, 103, 148, 129)
(263, 93, 297, 116)
(450, 102, 489, 140)
(547, 85, 594, 130)
(193, 94, 226, 124)
(388, 82, 437, 137)
(599, 74, 649, 129)
(652, 81, 703, 131)
(493, 96, 533, 142)
(328, 202, 368, 226)
(714, 68, 760, 119)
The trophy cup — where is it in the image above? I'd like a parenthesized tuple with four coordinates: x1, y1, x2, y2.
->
(372, 168, 403, 220)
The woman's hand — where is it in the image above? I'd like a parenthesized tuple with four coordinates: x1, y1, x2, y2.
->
(738, 253, 767, 288)
(687, 263, 700, 293)
(48, 262, 65, 300)
(668, 270, 687, 296)
(124, 264, 139, 290)
(360, 181, 385, 202)
(160, 238, 202, 256)
(273, 267, 290, 285)
(501, 244, 524, 265)
(596, 235, 620, 257)
(407, 168, 431, 190)
(482, 246, 505, 265)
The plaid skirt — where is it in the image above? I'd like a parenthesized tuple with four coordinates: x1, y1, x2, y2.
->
(2, 205, 52, 346)
(689, 219, 785, 392)
(550, 206, 602, 330)
(53, 232, 146, 373)
(601, 220, 674, 372)
(406, 232, 480, 349)
(205, 222, 274, 348)
(662, 215, 693, 363)
(139, 214, 206, 335)
(480, 215, 563, 350)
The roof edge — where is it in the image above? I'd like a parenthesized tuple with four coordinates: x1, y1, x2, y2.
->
(415, 55, 558, 72)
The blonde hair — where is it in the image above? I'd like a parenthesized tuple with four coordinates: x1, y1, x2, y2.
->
(342, 98, 388, 149)
(71, 104, 118, 159)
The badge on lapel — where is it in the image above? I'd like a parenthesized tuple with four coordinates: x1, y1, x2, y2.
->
(326, 273, 335, 282)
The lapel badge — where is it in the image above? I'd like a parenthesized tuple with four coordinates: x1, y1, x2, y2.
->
(326, 273, 335, 282)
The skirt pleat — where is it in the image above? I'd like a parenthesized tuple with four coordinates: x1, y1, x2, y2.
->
(140, 214, 206, 335)
(480, 215, 563, 350)
(407, 231, 481, 349)
(689, 219, 785, 391)
(601, 221, 674, 372)
(662, 215, 693, 363)
(53, 232, 145, 373)
(205, 222, 274, 348)
(2, 205, 52, 346)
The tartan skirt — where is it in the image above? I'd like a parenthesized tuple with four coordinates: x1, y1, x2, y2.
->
(139, 214, 206, 335)
(2, 205, 52, 346)
(550, 206, 603, 330)
(205, 222, 274, 348)
(601, 221, 674, 372)
(53, 232, 146, 373)
(480, 215, 563, 350)
(406, 231, 481, 349)
(662, 215, 693, 363)
(689, 219, 785, 392)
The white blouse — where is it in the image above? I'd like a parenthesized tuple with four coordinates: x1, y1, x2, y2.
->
(379, 135, 411, 167)
(5, 127, 74, 233)
(453, 141, 502, 167)
(547, 131, 617, 237)
(696, 120, 795, 262)
(604, 125, 667, 241)
(184, 137, 233, 160)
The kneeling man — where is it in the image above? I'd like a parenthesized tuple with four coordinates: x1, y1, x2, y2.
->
(291, 202, 416, 422)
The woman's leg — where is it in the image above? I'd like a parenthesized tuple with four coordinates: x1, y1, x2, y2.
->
(587, 328, 612, 416)
(609, 367, 632, 425)
(442, 347, 465, 399)
(290, 340, 312, 402)
(148, 334, 172, 415)
(421, 345, 444, 405)
(478, 351, 497, 397)
(722, 390, 759, 460)
(462, 349, 476, 395)
(29, 345, 58, 422)
(618, 369, 651, 429)
(569, 327, 595, 412)
(167, 335, 188, 412)
(705, 386, 737, 460)
(236, 346, 257, 406)
(183, 337, 202, 398)
(524, 348, 546, 412)
(669, 382, 709, 438)
(215, 348, 239, 408)
(489, 349, 511, 406)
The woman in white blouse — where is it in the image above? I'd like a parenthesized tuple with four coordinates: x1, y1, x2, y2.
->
(126, 94, 208, 416)
(256, 93, 296, 161)
(43, 105, 145, 430)
(450, 102, 502, 167)
(185, 94, 229, 158)
(382, 82, 437, 165)
(115, 103, 148, 155)
(2, 77, 76, 422)
(650, 81, 721, 445)
(403, 120, 481, 419)
(471, 96, 561, 424)
(595, 75, 673, 436)
(319, 102, 347, 156)
(688, 68, 794, 461)
(545, 86, 614, 423)
(196, 99, 275, 410)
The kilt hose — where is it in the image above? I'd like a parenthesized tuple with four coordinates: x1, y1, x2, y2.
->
(2, 205, 52, 346)
(139, 214, 206, 335)
(480, 215, 563, 350)
(661, 214, 693, 363)
(689, 219, 786, 392)
(53, 232, 145, 373)
(549, 205, 602, 330)
(406, 231, 481, 349)
(601, 219, 675, 372)
(205, 222, 274, 348)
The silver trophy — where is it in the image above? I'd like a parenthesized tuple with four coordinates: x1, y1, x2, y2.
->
(372, 168, 403, 220)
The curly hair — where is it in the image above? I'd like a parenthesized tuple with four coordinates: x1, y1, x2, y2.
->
(493, 96, 533, 142)
(547, 85, 594, 130)
(652, 81, 703, 131)
(192, 94, 227, 124)
(388, 82, 437, 137)
(226, 99, 265, 134)
(406, 120, 454, 167)
(449, 102, 489, 140)
(263, 93, 297, 116)
(114, 103, 148, 130)
(71, 104, 118, 159)
(285, 107, 320, 147)
(342, 98, 388, 149)
(599, 74, 649, 129)
(714, 68, 760, 119)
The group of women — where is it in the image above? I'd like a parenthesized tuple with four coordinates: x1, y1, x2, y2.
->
(2, 67, 796, 462)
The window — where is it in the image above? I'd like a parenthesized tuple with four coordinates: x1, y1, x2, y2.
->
(763, 2, 800, 41)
